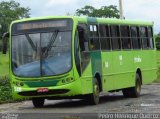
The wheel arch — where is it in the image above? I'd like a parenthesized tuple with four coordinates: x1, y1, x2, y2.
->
(136, 68, 142, 85)
(94, 72, 102, 92)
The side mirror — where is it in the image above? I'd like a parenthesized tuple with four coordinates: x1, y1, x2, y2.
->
(2, 32, 9, 54)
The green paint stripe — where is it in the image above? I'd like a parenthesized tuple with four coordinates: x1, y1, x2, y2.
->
(87, 17, 97, 23)
(91, 51, 102, 77)
(25, 80, 59, 87)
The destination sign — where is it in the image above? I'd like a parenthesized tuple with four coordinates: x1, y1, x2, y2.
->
(17, 20, 67, 30)
(12, 19, 73, 35)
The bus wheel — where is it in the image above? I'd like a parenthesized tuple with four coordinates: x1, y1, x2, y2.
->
(122, 73, 141, 98)
(32, 98, 45, 108)
(87, 77, 100, 105)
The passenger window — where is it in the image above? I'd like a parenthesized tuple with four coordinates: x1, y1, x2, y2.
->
(99, 25, 111, 50)
(99, 25, 110, 37)
(140, 27, 149, 49)
(148, 27, 154, 49)
(89, 25, 100, 50)
(131, 26, 141, 49)
(89, 25, 99, 37)
(110, 25, 121, 50)
(120, 26, 131, 49)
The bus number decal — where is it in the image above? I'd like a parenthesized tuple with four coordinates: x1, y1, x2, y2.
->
(119, 55, 123, 65)
(14, 87, 22, 92)
(105, 61, 109, 68)
(134, 56, 142, 63)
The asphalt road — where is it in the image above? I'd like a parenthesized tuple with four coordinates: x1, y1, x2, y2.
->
(0, 83, 160, 119)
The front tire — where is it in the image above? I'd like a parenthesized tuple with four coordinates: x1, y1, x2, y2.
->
(122, 73, 141, 98)
(87, 77, 100, 105)
(32, 98, 45, 108)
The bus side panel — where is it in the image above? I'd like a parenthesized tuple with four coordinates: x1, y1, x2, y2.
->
(140, 50, 157, 84)
(101, 51, 115, 91)
(133, 50, 157, 84)
(112, 51, 135, 90)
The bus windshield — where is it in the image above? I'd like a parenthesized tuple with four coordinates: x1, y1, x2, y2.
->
(11, 19, 72, 77)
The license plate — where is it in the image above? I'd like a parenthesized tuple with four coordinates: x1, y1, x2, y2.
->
(37, 88, 49, 93)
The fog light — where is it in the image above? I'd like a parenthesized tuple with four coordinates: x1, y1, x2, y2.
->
(62, 78, 74, 84)
(20, 82, 24, 86)
(70, 78, 74, 81)
(66, 78, 71, 82)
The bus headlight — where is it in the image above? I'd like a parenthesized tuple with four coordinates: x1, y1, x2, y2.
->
(14, 82, 24, 87)
(62, 78, 74, 84)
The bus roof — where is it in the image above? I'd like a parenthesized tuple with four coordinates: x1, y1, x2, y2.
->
(11, 16, 153, 26)
(75, 16, 153, 26)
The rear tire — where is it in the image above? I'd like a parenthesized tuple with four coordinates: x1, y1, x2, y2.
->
(32, 98, 45, 108)
(122, 73, 141, 98)
(87, 77, 100, 105)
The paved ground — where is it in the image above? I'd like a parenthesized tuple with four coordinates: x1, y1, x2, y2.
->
(0, 83, 160, 119)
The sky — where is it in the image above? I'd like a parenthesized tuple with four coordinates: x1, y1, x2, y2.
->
(0, 0, 160, 33)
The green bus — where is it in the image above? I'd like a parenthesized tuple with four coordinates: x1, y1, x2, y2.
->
(2, 16, 157, 107)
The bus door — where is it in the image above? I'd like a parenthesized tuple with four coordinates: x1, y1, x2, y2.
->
(75, 24, 93, 94)
(77, 24, 91, 75)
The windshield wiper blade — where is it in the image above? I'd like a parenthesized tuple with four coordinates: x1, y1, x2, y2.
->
(42, 30, 59, 57)
(25, 34, 37, 52)
(47, 30, 59, 51)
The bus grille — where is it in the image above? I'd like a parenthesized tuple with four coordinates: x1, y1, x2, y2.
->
(18, 89, 69, 96)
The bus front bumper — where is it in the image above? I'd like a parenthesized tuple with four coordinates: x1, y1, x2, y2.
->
(12, 79, 83, 100)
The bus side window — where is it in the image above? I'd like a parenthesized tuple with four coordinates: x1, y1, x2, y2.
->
(131, 26, 141, 49)
(140, 26, 149, 49)
(147, 27, 154, 49)
(89, 24, 100, 51)
(110, 25, 121, 50)
(99, 24, 111, 50)
(120, 25, 131, 49)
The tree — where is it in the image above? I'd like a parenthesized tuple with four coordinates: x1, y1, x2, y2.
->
(76, 5, 120, 18)
(155, 34, 160, 50)
(0, 0, 30, 37)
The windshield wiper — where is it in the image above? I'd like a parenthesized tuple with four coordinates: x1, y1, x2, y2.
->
(42, 30, 59, 57)
(25, 34, 37, 52)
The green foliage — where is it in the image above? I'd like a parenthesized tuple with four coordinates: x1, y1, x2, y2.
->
(155, 36, 160, 50)
(0, 0, 30, 37)
(155, 51, 160, 83)
(0, 53, 25, 104)
(0, 75, 27, 103)
(76, 5, 120, 18)
(0, 38, 2, 51)
(76, 5, 95, 17)
(0, 76, 12, 103)
(0, 52, 9, 76)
